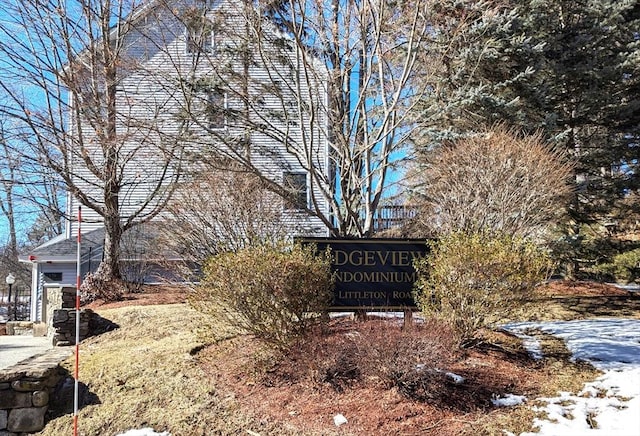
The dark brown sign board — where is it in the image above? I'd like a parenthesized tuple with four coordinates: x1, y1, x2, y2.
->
(298, 238, 429, 311)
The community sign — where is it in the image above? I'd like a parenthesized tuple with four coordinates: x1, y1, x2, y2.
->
(300, 238, 429, 310)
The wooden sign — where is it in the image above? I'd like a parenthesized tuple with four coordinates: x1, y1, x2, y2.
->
(299, 238, 429, 310)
